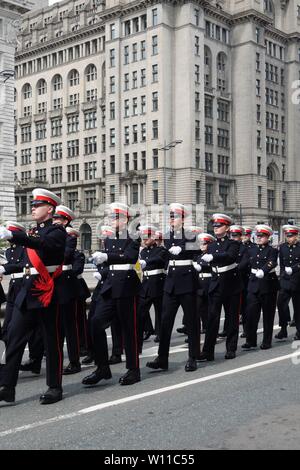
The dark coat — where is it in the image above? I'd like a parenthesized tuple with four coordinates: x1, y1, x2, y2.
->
(139, 244, 168, 299)
(72, 250, 91, 300)
(240, 244, 279, 294)
(4, 245, 26, 303)
(279, 242, 300, 292)
(55, 233, 78, 304)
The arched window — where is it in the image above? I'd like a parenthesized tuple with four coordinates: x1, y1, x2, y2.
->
(69, 69, 80, 87)
(86, 64, 97, 82)
(264, 0, 274, 15)
(204, 46, 212, 88)
(37, 79, 47, 95)
(217, 52, 228, 92)
(23, 83, 32, 99)
(52, 74, 63, 91)
(80, 223, 92, 251)
(217, 52, 227, 72)
(267, 164, 278, 181)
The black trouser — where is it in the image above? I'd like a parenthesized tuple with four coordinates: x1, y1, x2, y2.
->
(77, 298, 89, 351)
(158, 292, 198, 360)
(246, 291, 277, 346)
(92, 295, 139, 370)
(0, 303, 63, 389)
(28, 325, 44, 362)
(197, 292, 209, 332)
(138, 296, 163, 350)
(277, 289, 300, 331)
(203, 293, 240, 355)
(61, 300, 80, 365)
(2, 301, 14, 344)
(111, 316, 123, 357)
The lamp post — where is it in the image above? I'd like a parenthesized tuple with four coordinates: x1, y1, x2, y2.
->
(158, 139, 183, 233)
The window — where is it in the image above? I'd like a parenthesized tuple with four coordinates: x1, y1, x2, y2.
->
(152, 92, 158, 112)
(84, 190, 96, 212)
(205, 96, 213, 118)
(133, 125, 138, 143)
(53, 98, 63, 110)
(133, 97, 138, 116)
(141, 41, 146, 60)
(84, 136, 97, 154)
(36, 122, 46, 140)
(124, 126, 130, 145)
(218, 128, 229, 148)
(205, 153, 213, 172)
(256, 79, 261, 96)
(124, 73, 129, 91)
(257, 130, 261, 149)
(196, 149, 200, 169)
(256, 27, 260, 44)
(141, 123, 146, 142)
(21, 125, 32, 143)
(110, 102, 115, 120)
(21, 149, 31, 165)
(110, 23, 116, 40)
(258, 186, 262, 208)
(51, 166, 62, 184)
(217, 101, 229, 122)
(141, 151, 146, 170)
(124, 99, 130, 118)
(124, 46, 129, 65)
(153, 181, 159, 204)
(257, 156, 262, 175)
(152, 36, 158, 55)
(67, 115, 79, 133)
(132, 43, 138, 62)
(152, 120, 158, 139)
(110, 185, 115, 203)
(69, 70, 79, 87)
(152, 8, 158, 26)
(110, 155, 115, 174)
(152, 64, 158, 83)
(110, 128, 116, 146)
(51, 118, 62, 137)
(67, 192, 78, 211)
(195, 8, 200, 26)
(35, 169, 47, 183)
(141, 95, 146, 114)
(125, 153, 130, 172)
(195, 36, 200, 55)
(141, 69, 146, 87)
(132, 71, 138, 89)
(195, 65, 200, 84)
(69, 93, 80, 106)
(86, 89, 97, 102)
(67, 139, 79, 158)
(205, 126, 213, 145)
(268, 189, 275, 211)
(37, 79, 47, 95)
(84, 162, 97, 180)
(23, 84, 32, 99)
(133, 152, 138, 171)
(206, 183, 213, 207)
(110, 76, 115, 94)
(257, 104, 261, 122)
(67, 164, 79, 182)
(282, 191, 287, 211)
(86, 64, 97, 81)
(256, 53, 260, 72)
(196, 181, 201, 204)
(51, 143, 62, 160)
(110, 49, 115, 67)
(36, 146, 47, 163)
(195, 92, 200, 112)
(153, 149, 158, 169)
(219, 184, 229, 207)
(84, 111, 97, 130)
(218, 155, 229, 175)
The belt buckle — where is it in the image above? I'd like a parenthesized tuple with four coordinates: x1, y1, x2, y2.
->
(24, 267, 31, 276)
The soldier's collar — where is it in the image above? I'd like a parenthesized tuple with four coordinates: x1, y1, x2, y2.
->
(37, 219, 52, 229)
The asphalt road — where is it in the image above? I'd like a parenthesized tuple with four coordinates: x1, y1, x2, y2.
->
(0, 309, 300, 451)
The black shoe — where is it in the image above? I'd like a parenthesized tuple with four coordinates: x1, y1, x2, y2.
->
(0, 386, 15, 403)
(275, 327, 288, 340)
(119, 369, 141, 386)
(154, 335, 160, 343)
(185, 358, 197, 372)
(294, 332, 300, 341)
(176, 326, 188, 335)
(241, 342, 257, 350)
(82, 355, 95, 365)
(217, 331, 227, 338)
(197, 352, 215, 362)
(19, 359, 41, 375)
(260, 343, 272, 350)
(82, 367, 112, 385)
(225, 351, 236, 360)
(146, 356, 168, 370)
(108, 355, 122, 365)
(40, 387, 62, 405)
(290, 320, 296, 327)
(63, 362, 81, 375)
(143, 331, 153, 341)
(240, 332, 246, 338)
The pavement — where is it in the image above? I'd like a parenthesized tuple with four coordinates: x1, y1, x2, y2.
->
(0, 308, 300, 450)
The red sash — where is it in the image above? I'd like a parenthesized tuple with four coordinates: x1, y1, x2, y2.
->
(26, 248, 63, 307)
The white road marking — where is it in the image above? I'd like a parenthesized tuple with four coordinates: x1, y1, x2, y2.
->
(0, 350, 298, 439)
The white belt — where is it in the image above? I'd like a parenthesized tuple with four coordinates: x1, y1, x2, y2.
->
(212, 263, 237, 274)
(77, 274, 83, 279)
(11, 273, 24, 279)
(251, 268, 275, 274)
(143, 269, 165, 277)
(109, 264, 135, 271)
(24, 265, 60, 276)
(168, 260, 193, 268)
(62, 265, 72, 272)
(199, 273, 212, 278)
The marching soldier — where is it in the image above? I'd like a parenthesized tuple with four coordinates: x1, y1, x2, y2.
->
(0, 188, 66, 405)
(138, 225, 168, 351)
(82, 203, 141, 387)
(242, 225, 279, 350)
(146, 204, 200, 373)
(198, 214, 241, 361)
(243, 227, 255, 249)
(240, 226, 255, 337)
(52, 206, 81, 375)
(275, 225, 300, 341)
(0, 222, 26, 344)
(195, 233, 215, 336)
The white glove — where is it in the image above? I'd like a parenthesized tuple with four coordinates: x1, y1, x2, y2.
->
(93, 272, 102, 282)
(92, 251, 108, 265)
(0, 227, 12, 241)
(0, 266, 5, 275)
(255, 269, 264, 279)
(285, 267, 293, 276)
(193, 262, 202, 273)
(169, 246, 182, 256)
(139, 259, 147, 270)
(202, 254, 213, 263)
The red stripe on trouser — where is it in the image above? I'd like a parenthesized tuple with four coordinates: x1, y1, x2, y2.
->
(56, 305, 63, 383)
(133, 297, 139, 369)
